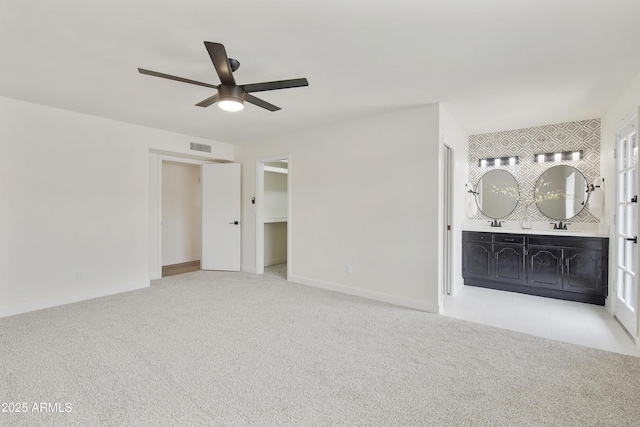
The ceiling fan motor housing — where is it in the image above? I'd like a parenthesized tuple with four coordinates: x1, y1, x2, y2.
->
(219, 85, 245, 102)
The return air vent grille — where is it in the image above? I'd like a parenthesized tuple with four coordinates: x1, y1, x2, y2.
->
(190, 142, 211, 153)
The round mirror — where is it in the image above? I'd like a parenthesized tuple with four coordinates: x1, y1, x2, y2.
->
(535, 165, 588, 220)
(475, 170, 519, 219)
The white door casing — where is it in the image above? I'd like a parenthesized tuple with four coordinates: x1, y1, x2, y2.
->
(443, 144, 453, 296)
(201, 163, 241, 271)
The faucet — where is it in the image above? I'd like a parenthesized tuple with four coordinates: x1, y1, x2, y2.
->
(489, 219, 502, 228)
(551, 221, 569, 230)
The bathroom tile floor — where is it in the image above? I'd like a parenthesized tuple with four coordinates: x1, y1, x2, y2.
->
(441, 285, 640, 357)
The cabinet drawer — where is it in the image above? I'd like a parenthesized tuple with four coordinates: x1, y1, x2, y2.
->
(527, 236, 605, 250)
(494, 234, 524, 245)
(463, 232, 492, 242)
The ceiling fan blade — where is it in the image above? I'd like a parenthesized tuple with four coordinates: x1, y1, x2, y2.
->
(242, 78, 309, 93)
(195, 94, 219, 108)
(204, 42, 236, 86)
(138, 68, 218, 89)
(244, 93, 281, 112)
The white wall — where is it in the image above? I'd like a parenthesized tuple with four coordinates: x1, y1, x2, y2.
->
(237, 105, 444, 312)
(439, 105, 469, 296)
(0, 96, 233, 317)
(601, 70, 640, 336)
(162, 161, 201, 266)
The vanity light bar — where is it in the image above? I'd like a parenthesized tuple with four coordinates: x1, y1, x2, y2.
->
(535, 150, 583, 163)
(478, 156, 519, 167)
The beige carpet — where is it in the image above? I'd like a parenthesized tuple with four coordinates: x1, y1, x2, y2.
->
(1, 266, 640, 426)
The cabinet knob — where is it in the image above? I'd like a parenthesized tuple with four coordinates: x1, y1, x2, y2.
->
(626, 236, 637, 244)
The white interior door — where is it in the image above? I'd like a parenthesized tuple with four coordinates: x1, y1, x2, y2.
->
(201, 163, 241, 271)
(615, 118, 638, 337)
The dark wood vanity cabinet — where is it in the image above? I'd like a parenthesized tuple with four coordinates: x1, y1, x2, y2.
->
(527, 236, 606, 298)
(462, 232, 525, 285)
(462, 231, 608, 305)
(461, 240, 492, 281)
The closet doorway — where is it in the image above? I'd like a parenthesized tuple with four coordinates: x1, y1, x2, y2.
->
(256, 155, 291, 278)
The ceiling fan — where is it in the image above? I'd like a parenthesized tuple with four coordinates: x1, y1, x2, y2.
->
(138, 42, 308, 112)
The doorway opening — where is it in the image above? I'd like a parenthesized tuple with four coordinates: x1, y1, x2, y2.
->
(148, 152, 216, 280)
(256, 155, 291, 279)
(161, 161, 202, 277)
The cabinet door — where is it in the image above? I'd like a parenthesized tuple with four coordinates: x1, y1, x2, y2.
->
(526, 246, 562, 289)
(493, 243, 525, 285)
(462, 241, 493, 280)
(562, 248, 602, 294)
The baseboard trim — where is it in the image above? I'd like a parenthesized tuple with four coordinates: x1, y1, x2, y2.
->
(289, 275, 439, 313)
(163, 254, 200, 265)
(0, 280, 150, 319)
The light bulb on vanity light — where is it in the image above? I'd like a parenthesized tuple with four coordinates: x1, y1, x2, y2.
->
(494, 158, 501, 166)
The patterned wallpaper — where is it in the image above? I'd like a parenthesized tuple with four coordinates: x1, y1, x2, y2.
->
(468, 119, 601, 223)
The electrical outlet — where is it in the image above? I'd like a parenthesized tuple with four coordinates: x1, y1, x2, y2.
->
(345, 264, 352, 275)
(76, 271, 84, 280)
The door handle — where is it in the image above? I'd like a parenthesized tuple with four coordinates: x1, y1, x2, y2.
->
(626, 236, 637, 244)
(632, 195, 638, 203)
(229, 221, 239, 225)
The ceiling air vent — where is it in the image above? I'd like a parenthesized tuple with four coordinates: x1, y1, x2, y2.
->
(190, 142, 211, 153)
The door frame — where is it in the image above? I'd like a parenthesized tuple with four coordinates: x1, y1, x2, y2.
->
(443, 144, 453, 296)
(148, 152, 215, 280)
(255, 154, 292, 277)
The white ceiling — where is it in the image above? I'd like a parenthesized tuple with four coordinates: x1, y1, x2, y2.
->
(2, 1, 640, 144)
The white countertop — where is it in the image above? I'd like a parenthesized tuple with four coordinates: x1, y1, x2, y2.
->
(462, 226, 609, 238)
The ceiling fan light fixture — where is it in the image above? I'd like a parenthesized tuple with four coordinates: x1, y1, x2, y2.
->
(218, 85, 245, 112)
(218, 99, 244, 112)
